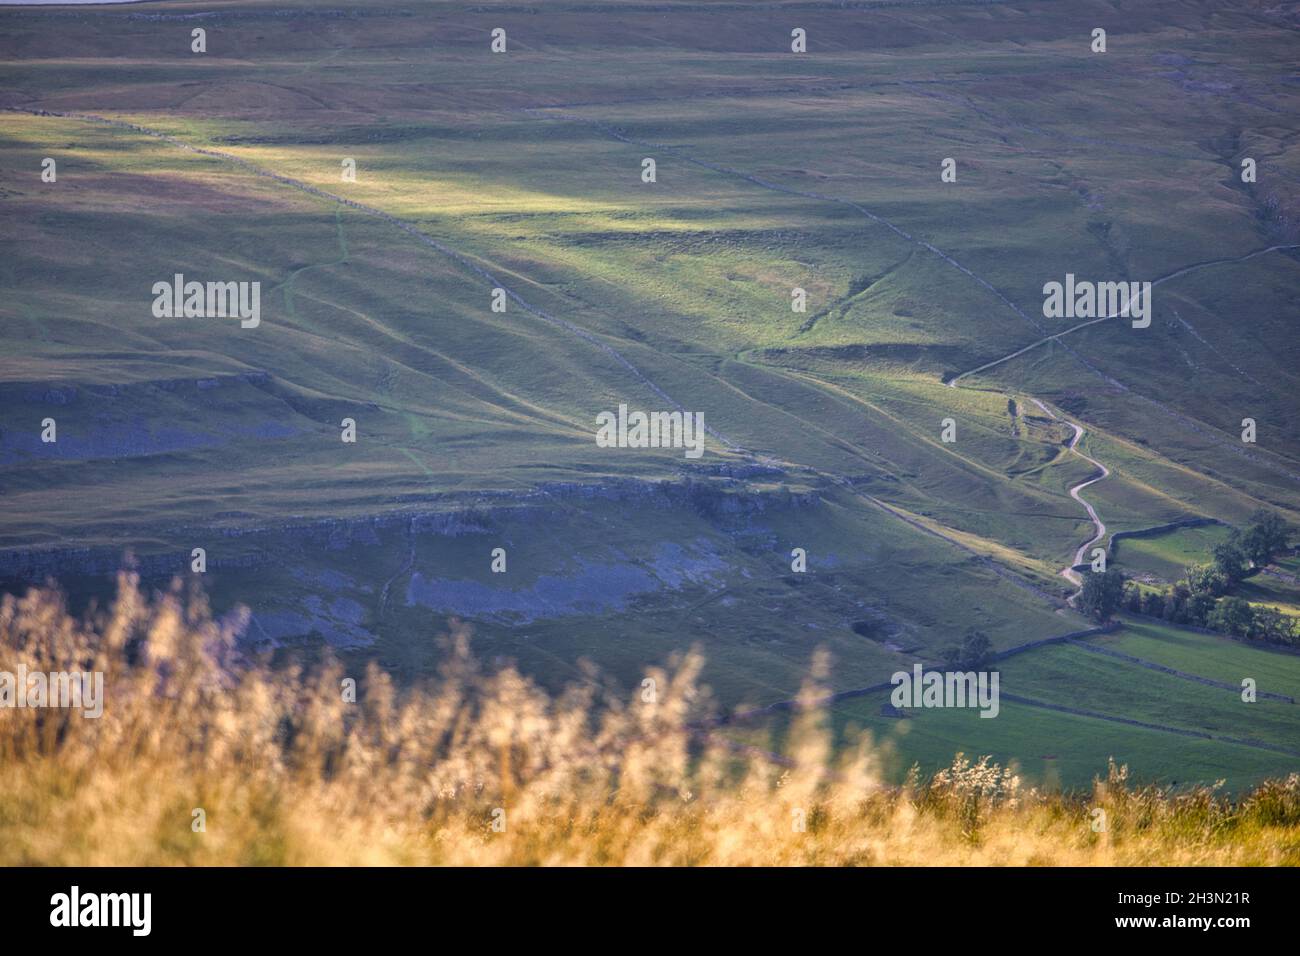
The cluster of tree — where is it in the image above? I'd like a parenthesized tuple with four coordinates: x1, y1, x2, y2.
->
(1201, 509, 1292, 593)
(1081, 510, 1297, 645)
(1111, 509, 1297, 644)
(1122, 584, 1298, 645)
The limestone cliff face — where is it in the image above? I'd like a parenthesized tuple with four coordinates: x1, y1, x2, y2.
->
(0, 470, 818, 584)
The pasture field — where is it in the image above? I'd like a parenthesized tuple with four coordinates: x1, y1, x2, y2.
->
(1236, 573, 1300, 620)
(750, 694, 1298, 794)
(1104, 617, 1300, 699)
(725, 617, 1300, 792)
(1113, 523, 1234, 582)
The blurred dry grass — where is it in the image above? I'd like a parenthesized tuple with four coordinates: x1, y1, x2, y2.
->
(2, 574, 1298, 866)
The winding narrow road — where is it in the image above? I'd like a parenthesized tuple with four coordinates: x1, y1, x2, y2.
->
(1030, 399, 1110, 596)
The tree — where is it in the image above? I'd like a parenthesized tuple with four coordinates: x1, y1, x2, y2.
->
(940, 630, 993, 670)
(1207, 597, 1254, 638)
(1140, 588, 1166, 618)
(1186, 592, 1216, 627)
(1184, 563, 1227, 597)
(1248, 605, 1297, 644)
(1079, 567, 1126, 622)
(1123, 582, 1144, 614)
(1212, 535, 1249, 585)
(1242, 509, 1290, 567)
(1163, 583, 1192, 624)
(1239, 524, 1272, 569)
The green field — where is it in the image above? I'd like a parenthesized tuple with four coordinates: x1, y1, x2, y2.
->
(1105, 617, 1300, 698)
(796, 696, 1294, 794)
(727, 617, 1300, 792)
(1, 0, 1298, 785)
(1114, 524, 1234, 582)
(1236, 573, 1300, 620)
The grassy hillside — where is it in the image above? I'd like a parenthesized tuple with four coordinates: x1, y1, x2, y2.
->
(1, 0, 1298, 788)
